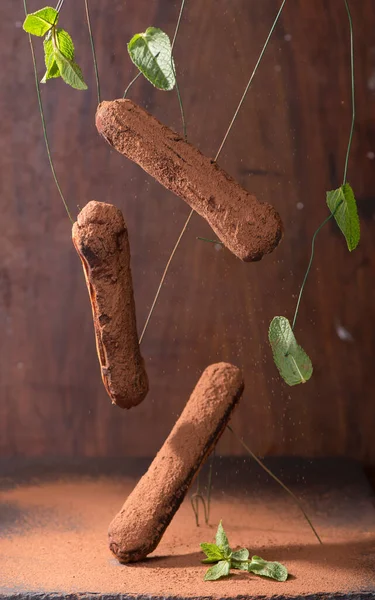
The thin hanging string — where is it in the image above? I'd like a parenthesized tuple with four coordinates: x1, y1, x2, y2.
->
(55, 0, 65, 12)
(190, 472, 208, 527)
(171, 0, 186, 50)
(139, 213, 193, 343)
(292, 0, 355, 331)
(123, 72, 142, 98)
(291, 213, 334, 330)
(227, 425, 322, 544)
(197, 236, 223, 245)
(173, 67, 187, 141)
(214, 0, 287, 162)
(139, 0, 287, 345)
(84, 0, 101, 105)
(205, 447, 215, 524)
(190, 447, 215, 527)
(342, 0, 355, 185)
(23, 0, 74, 223)
(171, 0, 187, 140)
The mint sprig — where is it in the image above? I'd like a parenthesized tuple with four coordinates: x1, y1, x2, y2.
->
(23, 6, 87, 90)
(200, 521, 288, 582)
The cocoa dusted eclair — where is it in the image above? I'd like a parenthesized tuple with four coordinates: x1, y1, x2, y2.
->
(72, 201, 149, 409)
(108, 362, 244, 563)
(95, 99, 283, 262)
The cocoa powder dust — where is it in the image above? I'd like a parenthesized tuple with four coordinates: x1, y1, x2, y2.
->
(1, 472, 374, 597)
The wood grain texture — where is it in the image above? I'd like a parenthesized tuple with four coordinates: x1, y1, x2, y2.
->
(0, 1, 374, 462)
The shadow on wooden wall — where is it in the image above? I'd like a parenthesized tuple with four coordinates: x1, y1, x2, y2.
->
(0, 1, 374, 462)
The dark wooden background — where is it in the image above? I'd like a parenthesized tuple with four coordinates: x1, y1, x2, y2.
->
(1, 1, 374, 462)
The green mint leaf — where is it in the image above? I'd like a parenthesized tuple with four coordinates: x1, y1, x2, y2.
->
(127, 27, 176, 91)
(326, 183, 360, 251)
(55, 28, 75, 60)
(42, 29, 75, 84)
(232, 559, 249, 571)
(204, 560, 230, 581)
(215, 521, 231, 558)
(42, 33, 60, 82)
(232, 548, 249, 562)
(269, 316, 313, 386)
(41, 59, 60, 82)
(200, 543, 225, 563)
(248, 556, 288, 582)
(23, 7, 58, 37)
(54, 49, 88, 90)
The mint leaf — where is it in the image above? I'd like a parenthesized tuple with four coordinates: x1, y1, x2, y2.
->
(128, 27, 176, 91)
(56, 28, 75, 60)
(232, 548, 249, 562)
(23, 7, 58, 37)
(269, 316, 313, 386)
(327, 183, 360, 251)
(42, 29, 76, 84)
(42, 60, 60, 82)
(54, 49, 87, 90)
(248, 556, 288, 582)
(42, 33, 60, 82)
(215, 521, 231, 558)
(232, 548, 250, 570)
(204, 560, 230, 581)
(232, 559, 249, 571)
(200, 543, 225, 564)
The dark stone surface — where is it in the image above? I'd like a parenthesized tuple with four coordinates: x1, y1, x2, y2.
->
(1, 593, 375, 600)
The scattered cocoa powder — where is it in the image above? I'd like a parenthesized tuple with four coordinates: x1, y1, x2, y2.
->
(108, 362, 244, 563)
(95, 99, 283, 262)
(72, 201, 148, 409)
(1, 474, 374, 597)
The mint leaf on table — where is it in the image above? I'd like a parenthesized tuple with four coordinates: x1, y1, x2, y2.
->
(128, 27, 176, 91)
(326, 183, 360, 251)
(232, 548, 249, 562)
(204, 560, 230, 581)
(23, 7, 58, 37)
(231, 548, 249, 570)
(200, 522, 288, 582)
(200, 543, 225, 564)
(215, 520, 231, 558)
(269, 316, 313, 386)
(232, 560, 249, 571)
(248, 555, 288, 582)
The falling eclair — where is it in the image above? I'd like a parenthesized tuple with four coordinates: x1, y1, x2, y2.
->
(95, 99, 283, 262)
(108, 362, 244, 563)
(72, 200, 149, 409)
